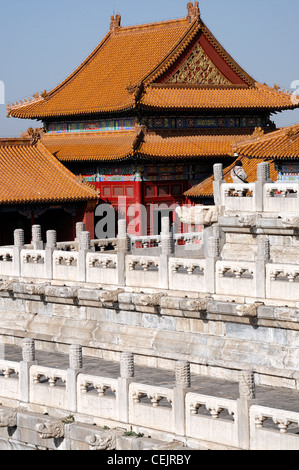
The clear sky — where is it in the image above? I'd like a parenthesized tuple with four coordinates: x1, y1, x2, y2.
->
(1, 0, 299, 137)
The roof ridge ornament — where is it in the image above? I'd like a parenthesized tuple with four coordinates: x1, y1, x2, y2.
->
(110, 13, 121, 33)
(27, 127, 45, 145)
(186, 2, 200, 22)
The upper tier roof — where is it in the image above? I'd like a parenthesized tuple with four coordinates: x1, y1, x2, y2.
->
(0, 141, 98, 205)
(7, 2, 298, 120)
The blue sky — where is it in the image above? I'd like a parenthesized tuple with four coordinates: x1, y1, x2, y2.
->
(1, 0, 299, 137)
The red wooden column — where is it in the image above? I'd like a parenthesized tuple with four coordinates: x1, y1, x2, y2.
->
(82, 201, 96, 239)
(134, 176, 143, 236)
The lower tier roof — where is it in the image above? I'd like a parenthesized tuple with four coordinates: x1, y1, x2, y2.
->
(234, 124, 299, 160)
(41, 129, 254, 162)
(0, 141, 98, 205)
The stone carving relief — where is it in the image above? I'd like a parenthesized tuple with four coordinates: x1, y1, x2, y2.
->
(175, 205, 220, 226)
(0, 408, 17, 427)
(236, 303, 262, 318)
(138, 293, 166, 307)
(282, 216, 299, 228)
(35, 420, 65, 439)
(86, 428, 125, 450)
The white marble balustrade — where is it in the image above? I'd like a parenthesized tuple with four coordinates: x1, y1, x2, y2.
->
(216, 260, 256, 297)
(77, 374, 118, 421)
(266, 263, 299, 301)
(53, 251, 79, 281)
(129, 382, 174, 433)
(86, 253, 118, 285)
(186, 392, 238, 448)
(30, 365, 67, 410)
(0, 360, 20, 401)
(0, 248, 14, 277)
(250, 405, 299, 450)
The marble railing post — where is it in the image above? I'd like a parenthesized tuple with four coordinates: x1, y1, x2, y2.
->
(159, 217, 173, 289)
(118, 351, 134, 423)
(117, 218, 129, 286)
(19, 338, 37, 403)
(213, 163, 225, 206)
(45, 230, 57, 279)
(78, 231, 90, 282)
(32, 225, 43, 250)
(173, 361, 191, 436)
(255, 162, 271, 212)
(256, 236, 270, 298)
(13, 229, 24, 276)
(205, 235, 221, 294)
(67, 344, 83, 413)
(75, 222, 85, 243)
(237, 369, 257, 450)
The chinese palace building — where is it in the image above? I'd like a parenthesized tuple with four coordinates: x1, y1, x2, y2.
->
(7, 2, 299, 235)
(184, 124, 299, 203)
(0, 136, 98, 244)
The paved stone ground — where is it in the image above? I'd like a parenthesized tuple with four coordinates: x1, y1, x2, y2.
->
(3, 343, 299, 417)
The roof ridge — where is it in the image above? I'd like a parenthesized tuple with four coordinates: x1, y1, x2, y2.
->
(200, 22, 256, 86)
(141, 20, 201, 87)
(115, 16, 189, 33)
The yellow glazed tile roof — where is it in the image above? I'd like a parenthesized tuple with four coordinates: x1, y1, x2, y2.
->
(41, 129, 251, 162)
(41, 131, 137, 161)
(139, 131, 250, 159)
(140, 83, 298, 111)
(8, 17, 198, 119)
(0, 142, 98, 204)
(234, 124, 299, 159)
(8, 4, 298, 119)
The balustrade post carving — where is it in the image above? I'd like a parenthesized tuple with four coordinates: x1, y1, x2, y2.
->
(159, 216, 172, 289)
(75, 222, 85, 243)
(32, 225, 43, 250)
(239, 369, 256, 399)
(174, 360, 191, 436)
(120, 351, 134, 378)
(257, 162, 270, 182)
(237, 369, 257, 450)
(118, 351, 135, 423)
(161, 216, 173, 255)
(213, 163, 224, 206)
(13, 229, 24, 276)
(69, 344, 83, 370)
(256, 236, 270, 298)
(255, 162, 271, 212)
(20, 338, 37, 403)
(22, 338, 36, 362)
(45, 230, 57, 279)
(67, 344, 83, 413)
(117, 218, 129, 286)
(175, 361, 191, 389)
(78, 231, 90, 282)
(205, 235, 221, 294)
